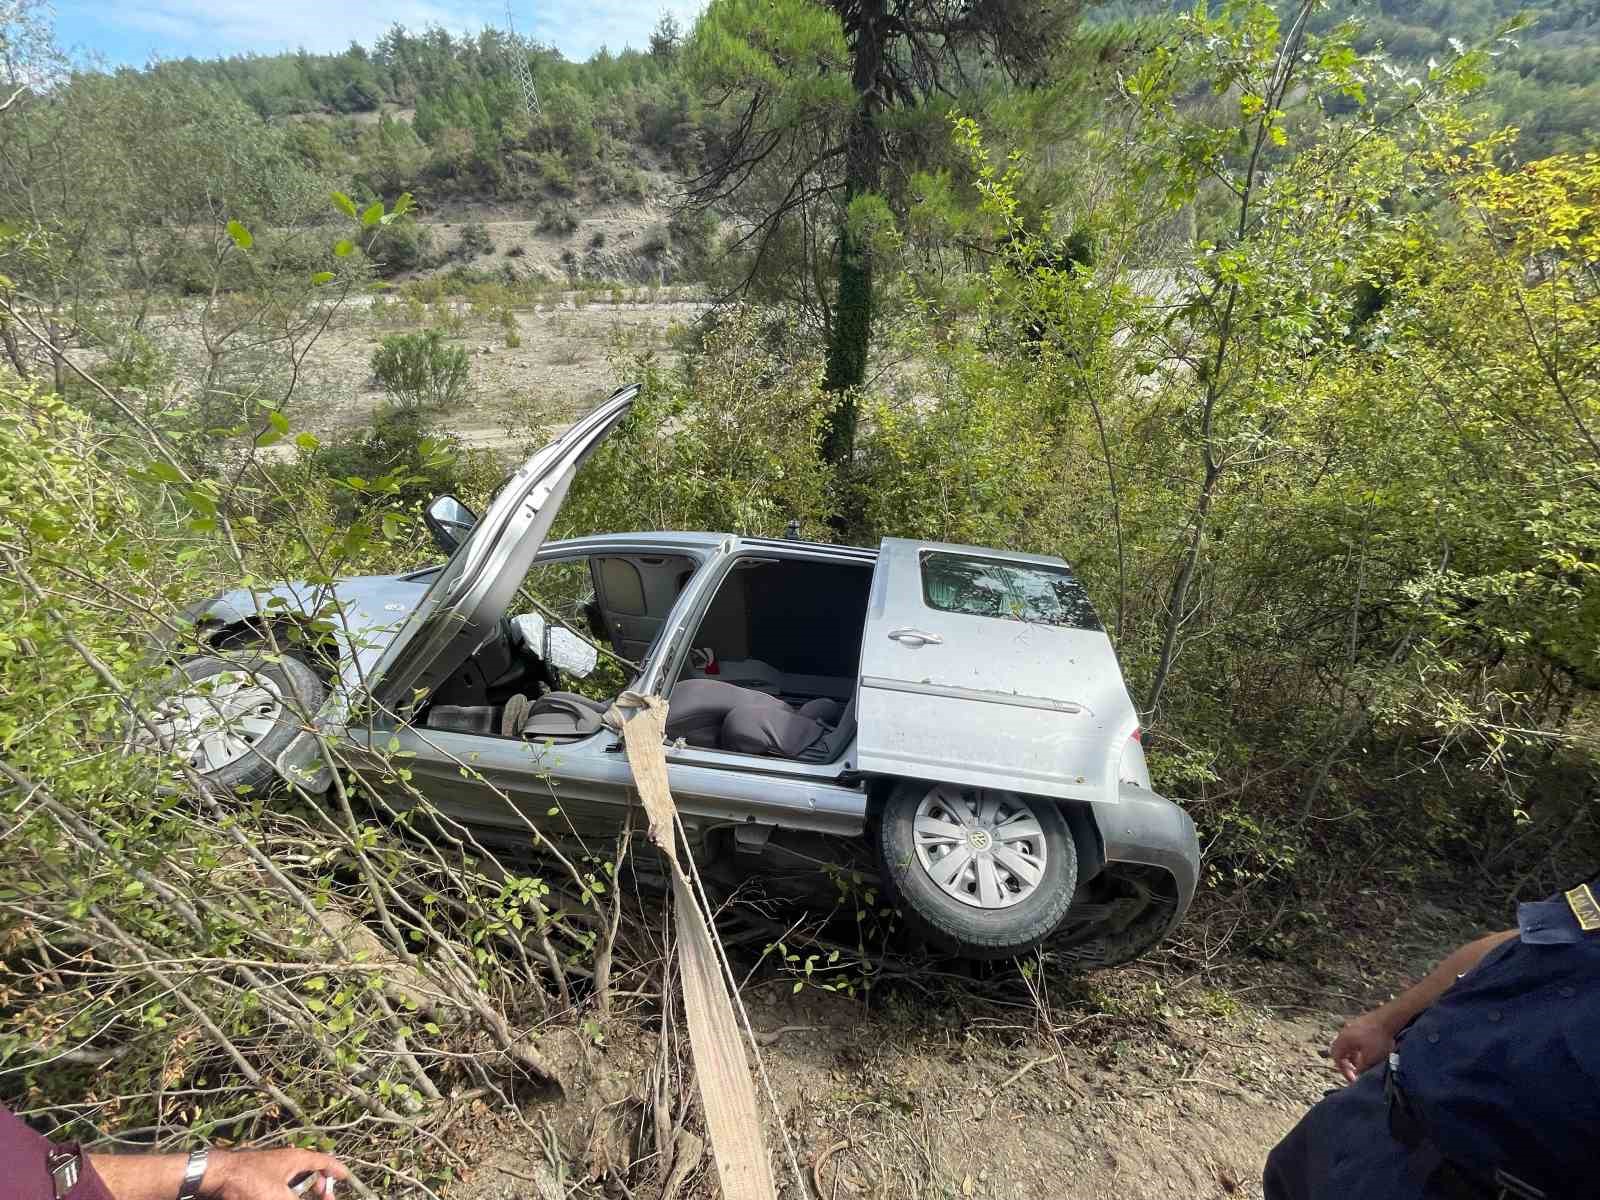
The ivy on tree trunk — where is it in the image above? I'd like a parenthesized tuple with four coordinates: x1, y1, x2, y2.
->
(821, 0, 887, 464)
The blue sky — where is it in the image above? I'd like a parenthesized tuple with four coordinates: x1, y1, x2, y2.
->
(52, 1, 705, 67)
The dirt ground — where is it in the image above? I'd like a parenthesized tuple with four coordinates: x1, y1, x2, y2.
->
(93, 289, 706, 459)
(439, 892, 1489, 1200)
(286, 291, 705, 450)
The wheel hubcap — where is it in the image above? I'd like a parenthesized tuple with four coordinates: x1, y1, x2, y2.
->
(912, 784, 1047, 910)
(139, 670, 285, 774)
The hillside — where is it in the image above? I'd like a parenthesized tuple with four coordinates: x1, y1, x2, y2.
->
(1332, 0, 1600, 155)
(1096, 0, 1599, 157)
(140, 23, 710, 231)
(52, 0, 1592, 295)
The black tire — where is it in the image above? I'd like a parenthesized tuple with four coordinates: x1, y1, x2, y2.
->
(146, 653, 326, 794)
(1050, 867, 1180, 968)
(878, 780, 1078, 960)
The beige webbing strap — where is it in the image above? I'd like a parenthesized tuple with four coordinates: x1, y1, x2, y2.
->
(605, 692, 778, 1200)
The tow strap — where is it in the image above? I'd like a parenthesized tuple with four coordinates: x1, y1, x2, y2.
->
(604, 692, 779, 1200)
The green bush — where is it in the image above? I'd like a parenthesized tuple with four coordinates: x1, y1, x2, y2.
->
(370, 329, 469, 410)
(538, 203, 580, 235)
(532, 150, 575, 194)
(367, 217, 434, 276)
(551, 306, 834, 540)
(639, 221, 671, 256)
(458, 220, 492, 257)
(301, 406, 469, 520)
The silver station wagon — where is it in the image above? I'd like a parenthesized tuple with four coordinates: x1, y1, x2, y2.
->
(151, 386, 1199, 963)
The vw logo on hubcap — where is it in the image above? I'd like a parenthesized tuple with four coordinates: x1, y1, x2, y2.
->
(968, 829, 993, 851)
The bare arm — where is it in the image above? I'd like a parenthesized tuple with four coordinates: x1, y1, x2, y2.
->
(1330, 928, 1518, 1083)
(83, 1153, 185, 1200)
(87, 1148, 348, 1200)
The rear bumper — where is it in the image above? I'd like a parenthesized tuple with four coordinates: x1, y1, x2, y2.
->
(1092, 783, 1199, 923)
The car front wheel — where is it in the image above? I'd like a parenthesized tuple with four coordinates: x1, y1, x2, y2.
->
(878, 781, 1078, 960)
(136, 653, 325, 794)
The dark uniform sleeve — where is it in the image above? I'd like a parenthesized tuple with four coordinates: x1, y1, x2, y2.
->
(0, 1106, 116, 1200)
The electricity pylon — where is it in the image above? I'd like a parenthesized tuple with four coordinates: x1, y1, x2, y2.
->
(505, 2, 541, 117)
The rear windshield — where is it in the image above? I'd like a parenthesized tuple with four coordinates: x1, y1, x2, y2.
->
(920, 551, 1102, 631)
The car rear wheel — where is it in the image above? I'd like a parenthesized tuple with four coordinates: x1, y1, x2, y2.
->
(136, 653, 325, 794)
(878, 781, 1077, 960)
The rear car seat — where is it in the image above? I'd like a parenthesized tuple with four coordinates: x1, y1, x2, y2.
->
(661, 678, 786, 747)
(668, 678, 854, 761)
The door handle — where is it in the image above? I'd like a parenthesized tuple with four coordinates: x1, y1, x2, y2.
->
(887, 628, 943, 646)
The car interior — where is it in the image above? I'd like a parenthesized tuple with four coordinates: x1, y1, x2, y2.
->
(665, 556, 872, 762)
(419, 551, 874, 765)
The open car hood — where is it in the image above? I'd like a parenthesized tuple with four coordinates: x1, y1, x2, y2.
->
(367, 384, 638, 715)
(191, 570, 437, 682)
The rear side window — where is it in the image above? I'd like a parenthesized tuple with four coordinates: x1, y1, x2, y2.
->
(920, 551, 1102, 631)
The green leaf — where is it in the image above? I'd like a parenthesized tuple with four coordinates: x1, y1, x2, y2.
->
(334, 240, 355, 258)
(392, 192, 415, 218)
(311, 270, 335, 285)
(142, 460, 185, 484)
(226, 219, 253, 249)
(382, 513, 404, 539)
(295, 432, 320, 451)
(332, 191, 358, 219)
(361, 201, 384, 227)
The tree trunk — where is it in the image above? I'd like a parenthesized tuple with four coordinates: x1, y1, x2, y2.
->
(821, 0, 887, 466)
(1146, 457, 1218, 719)
(0, 318, 28, 379)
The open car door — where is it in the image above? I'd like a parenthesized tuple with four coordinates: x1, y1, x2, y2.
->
(367, 385, 638, 716)
(855, 538, 1139, 805)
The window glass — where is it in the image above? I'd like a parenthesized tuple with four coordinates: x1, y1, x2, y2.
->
(920, 551, 1102, 631)
(517, 558, 598, 634)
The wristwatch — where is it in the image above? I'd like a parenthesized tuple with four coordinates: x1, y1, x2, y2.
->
(176, 1148, 210, 1200)
(47, 1149, 81, 1200)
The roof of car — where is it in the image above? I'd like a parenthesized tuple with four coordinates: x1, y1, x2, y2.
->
(544, 531, 878, 560)
(543, 533, 1072, 570)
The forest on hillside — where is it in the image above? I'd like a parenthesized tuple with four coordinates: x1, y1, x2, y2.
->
(0, 0, 1597, 1194)
(48, 0, 1600, 218)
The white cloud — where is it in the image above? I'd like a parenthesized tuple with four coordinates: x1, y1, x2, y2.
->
(67, 0, 706, 62)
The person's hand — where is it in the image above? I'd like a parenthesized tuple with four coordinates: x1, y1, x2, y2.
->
(1330, 1013, 1395, 1083)
(202, 1148, 350, 1200)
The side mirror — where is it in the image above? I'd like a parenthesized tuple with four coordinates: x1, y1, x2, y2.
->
(424, 494, 477, 554)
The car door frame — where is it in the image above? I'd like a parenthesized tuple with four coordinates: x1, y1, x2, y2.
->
(357, 535, 868, 839)
(356, 534, 720, 833)
(649, 538, 877, 836)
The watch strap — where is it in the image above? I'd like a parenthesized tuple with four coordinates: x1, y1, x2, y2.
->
(47, 1149, 82, 1200)
(176, 1148, 209, 1200)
